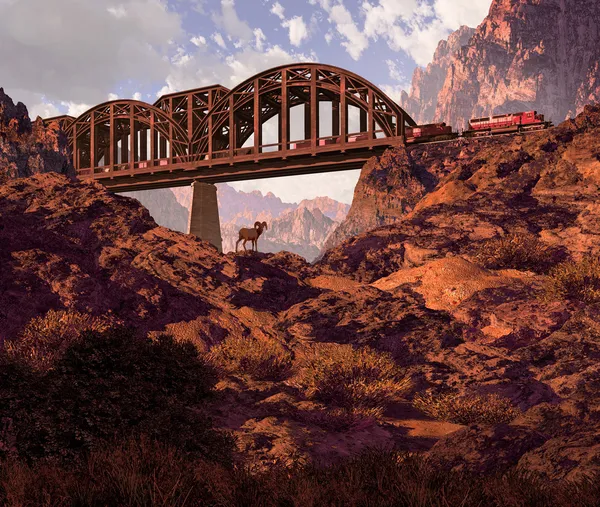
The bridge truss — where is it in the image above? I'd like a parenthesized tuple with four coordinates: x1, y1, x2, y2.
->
(43, 63, 416, 192)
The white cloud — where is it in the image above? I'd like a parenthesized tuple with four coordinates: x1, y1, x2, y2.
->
(282, 16, 308, 47)
(254, 28, 266, 51)
(434, 0, 492, 31)
(133, 91, 142, 100)
(211, 0, 253, 43)
(211, 32, 227, 49)
(158, 43, 316, 96)
(0, 0, 182, 107)
(324, 30, 334, 44)
(190, 35, 206, 47)
(270, 1, 285, 20)
(61, 101, 92, 117)
(108, 92, 119, 101)
(29, 101, 61, 119)
(107, 5, 127, 18)
(310, 0, 368, 60)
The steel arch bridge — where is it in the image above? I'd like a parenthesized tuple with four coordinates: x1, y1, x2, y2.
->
(43, 63, 416, 193)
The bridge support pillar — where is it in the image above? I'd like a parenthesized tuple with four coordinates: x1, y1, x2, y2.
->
(187, 181, 222, 253)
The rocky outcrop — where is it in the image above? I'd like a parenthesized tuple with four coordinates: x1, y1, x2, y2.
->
(401, 0, 600, 130)
(0, 88, 73, 182)
(319, 105, 600, 281)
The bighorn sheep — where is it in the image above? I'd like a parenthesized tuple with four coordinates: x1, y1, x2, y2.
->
(236, 221, 268, 253)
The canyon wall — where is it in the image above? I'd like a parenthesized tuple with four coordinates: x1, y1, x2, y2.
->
(401, 0, 600, 130)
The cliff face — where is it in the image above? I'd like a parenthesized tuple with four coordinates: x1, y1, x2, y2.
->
(0, 88, 73, 182)
(401, 0, 600, 130)
(321, 148, 443, 253)
(142, 183, 349, 261)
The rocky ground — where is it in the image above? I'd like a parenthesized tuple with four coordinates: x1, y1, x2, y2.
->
(2, 101, 600, 481)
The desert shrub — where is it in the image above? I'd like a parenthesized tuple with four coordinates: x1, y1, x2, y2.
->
(474, 232, 560, 273)
(543, 255, 600, 304)
(0, 327, 233, 464)
(209, 335, 293, 381)
(289, 344, 410, 413)
(5, 309, 113, 371)
(413, 391, 521, 425)
(4, 446, 600, 507)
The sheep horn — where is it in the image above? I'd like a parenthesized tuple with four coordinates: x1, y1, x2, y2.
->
(254, 221, 261, 229)
(262, 221, 268, 230)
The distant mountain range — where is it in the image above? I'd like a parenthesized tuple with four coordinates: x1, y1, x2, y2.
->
(123, 184, 349, 262)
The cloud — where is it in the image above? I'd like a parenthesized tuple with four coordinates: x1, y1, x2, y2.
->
(270, 1, 285, 20)
(211, 32, 227, 49)
(0, 0, 182, 107)
(190, 35, 206, 47)
(158, 40, 317, 96)
(310, 0, 368, 60)
(434, 0, 492, 31)
(211, 0, 253, 43)
(282, 16, 309, 47)
(254, 28, 267, 51)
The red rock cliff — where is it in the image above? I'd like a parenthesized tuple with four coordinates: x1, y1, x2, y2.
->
(401, 0, 600, 129)
(0, 88, 73, 182)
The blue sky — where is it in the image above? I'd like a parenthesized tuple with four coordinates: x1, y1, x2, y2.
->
(0, 0, 492, 203)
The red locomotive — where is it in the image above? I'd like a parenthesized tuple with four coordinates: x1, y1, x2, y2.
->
(405, 122, 458, 144)
(464, 111, 552, 137)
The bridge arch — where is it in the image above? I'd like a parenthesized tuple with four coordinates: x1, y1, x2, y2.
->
(71, 100, 189, 176)
(190, 63, 416, 160)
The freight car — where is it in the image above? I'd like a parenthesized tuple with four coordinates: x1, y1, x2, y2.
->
(405, 122, 458, 144)
(463, 111, 552, 137)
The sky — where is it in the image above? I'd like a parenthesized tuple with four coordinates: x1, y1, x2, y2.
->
(0, 0, 493, 204)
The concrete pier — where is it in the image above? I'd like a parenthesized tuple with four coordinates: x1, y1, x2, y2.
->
(187, 181, 223, 252)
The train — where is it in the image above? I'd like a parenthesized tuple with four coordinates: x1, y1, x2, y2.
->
(405, 111, 553, 145)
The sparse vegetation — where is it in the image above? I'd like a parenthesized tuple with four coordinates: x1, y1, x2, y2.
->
(5, 309, 113, 371)
(209, 335, 293, 381)
(474, 232, 560, 273)
(413, 391, 522, 425)
(0, 326, 232, 463)
(543, 255, 600, 304)
(1, 444, 600, 506)
(290, 344, 410, 414)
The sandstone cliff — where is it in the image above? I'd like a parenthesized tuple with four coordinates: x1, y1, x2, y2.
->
(401, 0, 600, 129)
(0, 88, 73, 182)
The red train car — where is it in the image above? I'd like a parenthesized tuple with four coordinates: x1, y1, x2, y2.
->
(405, 122, 458, 144)
(464, 111, 552, 137)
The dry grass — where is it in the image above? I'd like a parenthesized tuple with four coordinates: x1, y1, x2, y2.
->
(2, 442, 600, 507)
(543, 256, 600, 304)
(413, 391, 522, 425)
(208, 335, 293, 381)
(474, 232, 559, 273)
(5, 310, 112, 371)
(289, 344, 411, 414)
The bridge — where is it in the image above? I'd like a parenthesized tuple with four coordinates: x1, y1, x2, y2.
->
(43, 63, 416, 252)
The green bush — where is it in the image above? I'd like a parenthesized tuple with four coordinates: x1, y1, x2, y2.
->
(413, 391, 521, 425)
(474, 232, 560, 273)
(209, 335, 293, 381)
(290, 344, 410, 413)
(0, 327, 233, 464)
(543, 256, 600, 303)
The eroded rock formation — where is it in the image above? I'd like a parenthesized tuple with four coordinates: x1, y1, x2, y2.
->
(401, 0, 600, 129)
(0, 88, 73, 182)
